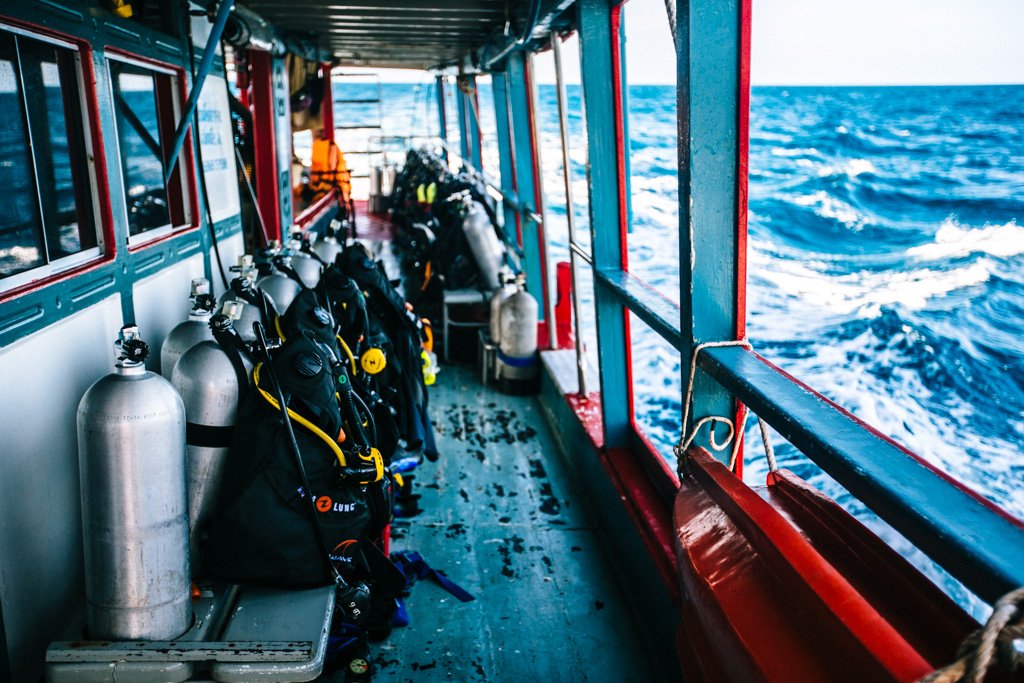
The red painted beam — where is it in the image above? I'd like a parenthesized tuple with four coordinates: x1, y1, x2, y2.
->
(249, 50, 282, 242)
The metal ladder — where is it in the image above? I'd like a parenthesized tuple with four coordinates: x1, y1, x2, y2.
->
(332, 70, 386, 182)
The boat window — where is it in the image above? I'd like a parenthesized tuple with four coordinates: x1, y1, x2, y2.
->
(0, 27, 98, 283)
(629, 311, 682, 460)
(109, 58, 191, 241)
(622, 0, 679, 304)
(474, 74, 499, 173)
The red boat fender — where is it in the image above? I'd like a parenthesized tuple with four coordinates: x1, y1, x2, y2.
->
(673, 447, 974, 682)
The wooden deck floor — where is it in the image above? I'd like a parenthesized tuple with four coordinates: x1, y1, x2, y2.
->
(360, 364, 670, 682)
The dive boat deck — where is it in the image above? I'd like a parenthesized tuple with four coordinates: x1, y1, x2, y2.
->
(364, 363, 670, 682)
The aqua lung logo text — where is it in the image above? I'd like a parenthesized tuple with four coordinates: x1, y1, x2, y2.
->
(296, 487, 358, 513)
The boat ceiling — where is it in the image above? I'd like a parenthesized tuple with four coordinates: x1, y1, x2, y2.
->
(240, 0, 577, 71)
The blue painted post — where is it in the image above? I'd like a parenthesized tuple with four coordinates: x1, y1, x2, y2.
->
(505, 52, 549, 325)
(577, 0, 631, 448)
(677, 0, 751, 461)
(435, 75, 448, 162)
(490, 70, 520, 252)
(455, 74, 483, 170)
(164, 0, 235, 185)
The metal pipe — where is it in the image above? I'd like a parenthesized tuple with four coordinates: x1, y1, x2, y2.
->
(552, 32, 587, 396)
(569, 241, 593, 265)
(164, 0, 235, 186)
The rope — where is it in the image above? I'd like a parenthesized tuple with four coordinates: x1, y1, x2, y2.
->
(673, 340, 777, 476)
(917, 586, 1024, 683)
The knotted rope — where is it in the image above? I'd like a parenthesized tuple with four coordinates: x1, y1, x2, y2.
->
(917, 586, 1024, 683)
(673, 340, 777, 476)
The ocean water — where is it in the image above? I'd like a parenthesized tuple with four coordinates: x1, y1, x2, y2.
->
(338, 81, 1024, 614)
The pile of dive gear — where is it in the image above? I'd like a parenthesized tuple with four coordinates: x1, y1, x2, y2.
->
(389, 148, 506, 305)
(389, 148, 542, 393)
(70, 222, 466, 680)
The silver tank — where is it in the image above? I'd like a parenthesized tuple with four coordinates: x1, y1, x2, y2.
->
(382, 165, 398, 198)
(77, 325, 191, 641)
(498, 280, 539, 382)
(172, 335, 253, 562)
(286, 232, 323, 288)
(462, 201, 505, 291)
(489, 269, 518, 343)
(256, 266, 302, 316)
(290, 253, 323, 289)
(314, 235, 341, 265)
(161, 278, 215, 378)
(219, 299, 261, 344)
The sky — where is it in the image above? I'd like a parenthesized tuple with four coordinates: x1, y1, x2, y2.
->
(365, 0, 1024, 87)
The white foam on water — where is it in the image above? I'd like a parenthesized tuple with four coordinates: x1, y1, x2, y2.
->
(792, 190, 865, 228)
(907, 218, 1024, 260)
(771, 146, 819, 158)
(817, 158, 877, 178)
(753, 247, 992, 316)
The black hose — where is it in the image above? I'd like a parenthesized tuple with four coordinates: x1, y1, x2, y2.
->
(351, 389, 378, 447)
(185, 28, 230, 290)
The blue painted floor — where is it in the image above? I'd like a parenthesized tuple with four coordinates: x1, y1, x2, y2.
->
(363, 363, 669, 682)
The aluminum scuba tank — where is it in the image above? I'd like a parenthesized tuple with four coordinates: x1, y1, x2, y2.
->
(489, 268, 518, 343)
(369, 165, 384, 213)
(496, 275, 540, 394)
(76, 324, 191, 640)
(287, 229, 324, 289)
(172, 312, 253, 564)
(462, 200, 505, 291)
(161, 277, 216, 378)
(313, 215, 344, 265)
(255, 242, 303, 316)
(382, 165, 398, 198)
(219, 256, 266, 343)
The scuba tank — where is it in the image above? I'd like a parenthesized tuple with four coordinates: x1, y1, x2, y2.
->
(161, 277, 216, 378)
(76, 325, 191, 640)
(489, 268, 518, 344)
(287, 229, 324, 289)
(462, 200, 505, 291)
(496, 275, 540, 395)
(171, 306, 254, 566)
(219, 256, 268, 343)
(255, 242, 303, 316)
(313, 214, 344, 265)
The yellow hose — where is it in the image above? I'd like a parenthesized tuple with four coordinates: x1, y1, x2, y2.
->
(253, 363, 347, 467)
(337, 335, 358, 376)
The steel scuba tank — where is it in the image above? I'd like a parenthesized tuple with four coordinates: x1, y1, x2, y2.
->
(172, 312, 253, 564)
(161, 277, 216, 378)
(77, 324, 191, 640)
(497, 275, 540, 394)
(462, 200, 505, 291)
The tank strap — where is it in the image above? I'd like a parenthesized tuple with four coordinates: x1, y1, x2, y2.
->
(211, 323, 252, 408)
(390, 550, 475, 602)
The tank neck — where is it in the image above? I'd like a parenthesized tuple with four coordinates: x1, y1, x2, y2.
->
(187, 311, 213, 322)
(114, 363, 147, 376)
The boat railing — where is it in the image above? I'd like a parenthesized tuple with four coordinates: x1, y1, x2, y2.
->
(596, 266, 1024, 605)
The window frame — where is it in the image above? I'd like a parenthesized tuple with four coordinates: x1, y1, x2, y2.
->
(0, 20, 108, 296)
(105, 49, 198, 251)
